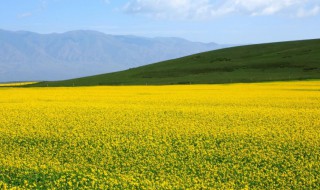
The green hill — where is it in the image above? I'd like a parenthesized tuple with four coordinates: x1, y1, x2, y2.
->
(29, 39, 320, 87)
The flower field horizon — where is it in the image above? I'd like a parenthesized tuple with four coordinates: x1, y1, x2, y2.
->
(0, 81, 319, 189)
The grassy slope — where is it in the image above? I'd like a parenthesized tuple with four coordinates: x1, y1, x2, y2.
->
(29, 39, 320, 87)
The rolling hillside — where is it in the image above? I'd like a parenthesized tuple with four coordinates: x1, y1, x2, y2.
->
(29, 39, 320, 87)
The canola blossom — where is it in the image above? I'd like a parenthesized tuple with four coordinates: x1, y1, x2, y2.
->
(0, 81, 319, 189)
(0, 82, 37, 87)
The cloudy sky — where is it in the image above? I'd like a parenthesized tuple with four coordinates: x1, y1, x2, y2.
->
(1, 0, 319, 44)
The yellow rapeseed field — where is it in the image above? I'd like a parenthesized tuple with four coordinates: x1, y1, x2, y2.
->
(0, 81, 319, 189)
(0, 82, 38, 87)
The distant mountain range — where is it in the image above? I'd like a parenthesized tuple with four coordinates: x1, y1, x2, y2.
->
(0, 29, 230, 82)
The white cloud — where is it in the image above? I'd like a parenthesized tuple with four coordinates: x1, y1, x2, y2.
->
(297, 5, 320, 17)
(17, 12, 33, 19)
(123, 0, 320, 19)
(123, 0, 214, 19)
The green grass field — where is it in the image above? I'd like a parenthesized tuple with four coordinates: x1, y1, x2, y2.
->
(27, 39, 320, 87)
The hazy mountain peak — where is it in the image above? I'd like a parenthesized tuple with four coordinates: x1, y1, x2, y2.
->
(0, 29, 230, 82)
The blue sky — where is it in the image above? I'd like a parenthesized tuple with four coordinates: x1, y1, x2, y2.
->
(1, 0, 319, 44)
